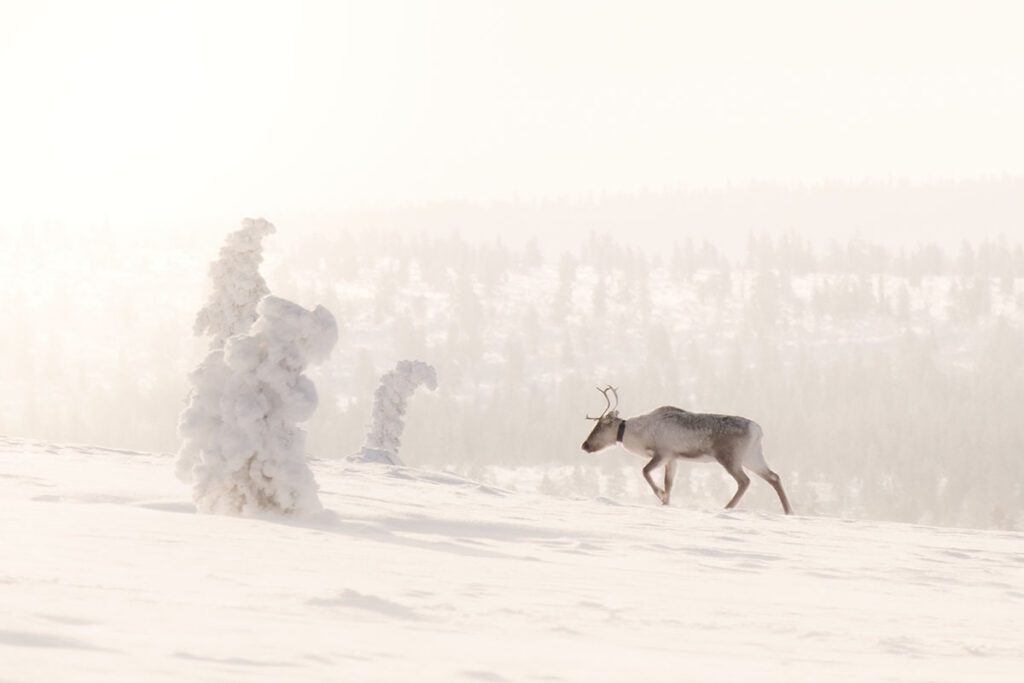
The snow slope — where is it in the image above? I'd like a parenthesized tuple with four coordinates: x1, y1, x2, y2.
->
(2, 436, 1022, 682)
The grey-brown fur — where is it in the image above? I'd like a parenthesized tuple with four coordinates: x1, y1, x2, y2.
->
(582, 401, 792, 514)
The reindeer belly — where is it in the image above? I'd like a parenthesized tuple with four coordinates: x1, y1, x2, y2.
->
(657, 429, 713, 457)
(674, 451, 716, 463)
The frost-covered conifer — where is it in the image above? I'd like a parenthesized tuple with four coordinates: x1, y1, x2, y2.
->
(183, 296, 338, 515)
(352, 360, 438, 466)
(176, 218, 275, 482)
(193, 217, 275, 348)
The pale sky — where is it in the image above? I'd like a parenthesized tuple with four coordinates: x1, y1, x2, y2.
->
(1, 0, 1022, 228)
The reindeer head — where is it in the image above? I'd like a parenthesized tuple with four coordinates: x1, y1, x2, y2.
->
(581, 386, 622, 453)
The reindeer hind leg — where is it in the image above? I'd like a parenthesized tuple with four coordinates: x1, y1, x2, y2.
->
(745, 436, 793, 515)
(754, 468, 793, 515)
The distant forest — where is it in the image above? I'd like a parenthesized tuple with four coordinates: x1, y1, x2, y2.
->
(2, 220, 1022, 530)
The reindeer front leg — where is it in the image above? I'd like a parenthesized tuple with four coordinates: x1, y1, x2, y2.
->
(663, 457, 677, 506)
(642, 455, 668, 504)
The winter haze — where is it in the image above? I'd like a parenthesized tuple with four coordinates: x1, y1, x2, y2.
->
(1, 1, 1023, 682)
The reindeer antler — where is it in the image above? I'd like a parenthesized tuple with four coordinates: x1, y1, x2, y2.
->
(586, 385, 619, 420)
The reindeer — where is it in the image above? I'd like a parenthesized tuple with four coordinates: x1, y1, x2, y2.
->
(581, 387, 792, 514)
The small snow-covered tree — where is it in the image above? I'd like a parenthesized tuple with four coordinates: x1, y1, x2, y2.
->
(177, 218, 275, 482)
(182, 296, 338, 515)
(193, 217, 275, 348)
(352, 360, 438, 466)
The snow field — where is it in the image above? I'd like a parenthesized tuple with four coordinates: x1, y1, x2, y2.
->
(1, 436, 1022, 682)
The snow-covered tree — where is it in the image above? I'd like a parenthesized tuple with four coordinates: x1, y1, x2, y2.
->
(181, 296, 338, 515)
(193, 217, 275, 348)
(352, 360, 438, 466)
(176, 218, 275, 482)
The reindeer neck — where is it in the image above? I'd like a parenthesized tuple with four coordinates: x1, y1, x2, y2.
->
(615, 419, 627, 443)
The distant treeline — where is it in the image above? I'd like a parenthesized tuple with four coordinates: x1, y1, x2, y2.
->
(2, 228, 1021, 530)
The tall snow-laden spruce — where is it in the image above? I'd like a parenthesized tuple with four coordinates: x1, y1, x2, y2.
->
(176, 218, 275, 483)
(177, 219, 337, 515)
(353, 360, 438, 466)
(187, 296, 337, 515)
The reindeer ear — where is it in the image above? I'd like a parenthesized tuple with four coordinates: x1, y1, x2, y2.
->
(608, 410, 619, 419)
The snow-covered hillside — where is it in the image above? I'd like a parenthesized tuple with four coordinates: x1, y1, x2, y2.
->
(2, 435, 1022, 682)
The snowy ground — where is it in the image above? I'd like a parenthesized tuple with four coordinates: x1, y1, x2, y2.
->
(2, 436, 1022, 682)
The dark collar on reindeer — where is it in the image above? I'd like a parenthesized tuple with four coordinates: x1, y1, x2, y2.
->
(616, 420, 626, 443)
